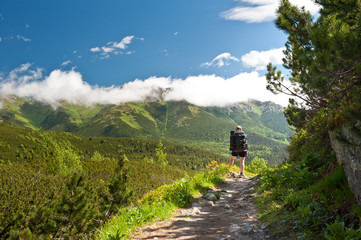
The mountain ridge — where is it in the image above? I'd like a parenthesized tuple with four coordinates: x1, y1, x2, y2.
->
(0, 96, 292, 165)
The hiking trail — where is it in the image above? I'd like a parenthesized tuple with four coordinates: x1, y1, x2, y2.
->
(131, 174, 270, 240)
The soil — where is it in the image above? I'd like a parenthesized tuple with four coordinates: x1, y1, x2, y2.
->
(131, 174, 270, 240)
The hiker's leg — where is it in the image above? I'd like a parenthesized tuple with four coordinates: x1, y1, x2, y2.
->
(240, 157, 245, 173)
(229, 155, 236, 167)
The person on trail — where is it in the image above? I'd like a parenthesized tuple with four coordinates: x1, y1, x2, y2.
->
(229, 125, 248, 178)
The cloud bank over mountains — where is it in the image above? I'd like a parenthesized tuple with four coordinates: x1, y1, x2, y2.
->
(0, 44, 289, 108)
(0, 63, 289, 108)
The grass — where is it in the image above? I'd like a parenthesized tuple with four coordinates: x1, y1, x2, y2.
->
(97, 201, 177, 239)
(129, 103, 157, 124)
(62, 102, 103, 126)
(93, 162, 229, 240)
(254, 156, 361, 239)
(120, 115, 142, 130)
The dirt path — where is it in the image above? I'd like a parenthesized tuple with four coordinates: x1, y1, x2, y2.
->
(131, 174, 270, 240)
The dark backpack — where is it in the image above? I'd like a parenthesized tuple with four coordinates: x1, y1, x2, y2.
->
(230, 130, 247, 151)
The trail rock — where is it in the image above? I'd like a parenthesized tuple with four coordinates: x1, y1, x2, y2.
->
(191, 202, 201, 208)
(229, 171, 240, 178)
(219, 235, 232, 240)
(240, 225, 254, 234)
(229, 223, 241, 232)
(235, 201, 247, 208)
(203, 192, 218, 201)
(180, 207, 201, 216)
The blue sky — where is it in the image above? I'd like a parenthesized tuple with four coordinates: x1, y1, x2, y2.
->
(0, 0, 320, 107)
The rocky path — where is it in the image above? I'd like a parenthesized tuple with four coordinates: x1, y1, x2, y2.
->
(131, 174, 270, 240)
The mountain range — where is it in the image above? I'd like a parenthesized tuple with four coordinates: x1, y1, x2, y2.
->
(0, 96, 293, 165)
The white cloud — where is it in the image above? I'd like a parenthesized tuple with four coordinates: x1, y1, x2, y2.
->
(16, 63, 32, 72)
(220, 0, 320, 23)
(3, 35, 31, 42)
(61, 60, 72, 66)
(16, 35, 31, 42)
(201, 52, 239, 68)
(0, 37, 2, 42)
(101, 46, 113, 53)
(90, 35, 135, 59)
(111, 35, 133, 49)
(90, 47, 100, 52)
(241, 47, 285, 70)
(0, 64, 290, 107)
(6, 63, 43, 83)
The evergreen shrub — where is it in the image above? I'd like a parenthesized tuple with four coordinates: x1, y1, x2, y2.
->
(245, 157, 268, 174)
(96, 163, 229, 240)
(0, 122, 228, 239)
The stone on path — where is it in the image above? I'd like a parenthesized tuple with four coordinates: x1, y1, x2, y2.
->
(203, 192, 217, 201)
(180, 207, 201, 216)
(240, 225, 254, 234)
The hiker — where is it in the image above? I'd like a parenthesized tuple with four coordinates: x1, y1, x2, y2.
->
(229, 125, 248, 177)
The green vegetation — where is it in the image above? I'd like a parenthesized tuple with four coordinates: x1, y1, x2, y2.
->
(95, 162, 229, 240)
(256, 0, 361, 239)
(255, 154, 361, 239)
(0, 156, 131, 239)
(0, 120, 227, 172)
(245, 156, 268, 175)
(0, 97, 292, 165)
(266, 0, 361, 133)
(2, 1, 360, 237)
(3, 1, 361, 239)
(155, 140, 168, 184)
(0, 121, 227, 239)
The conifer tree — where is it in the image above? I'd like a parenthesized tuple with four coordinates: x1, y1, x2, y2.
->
(102, 152, 132, 220)
(53, 171, 93, 239)
(156, 140, 168, 184)
(266, 0, 361, 129)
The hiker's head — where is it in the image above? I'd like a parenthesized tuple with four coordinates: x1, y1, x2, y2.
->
(236, 126, 242, 131)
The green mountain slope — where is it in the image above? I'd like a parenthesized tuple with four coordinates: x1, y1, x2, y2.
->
(77, 102, 163, 138)
(0, 96, 293, 165)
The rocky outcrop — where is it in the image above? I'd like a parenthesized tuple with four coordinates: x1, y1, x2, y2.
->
(329, 122, 361, 206)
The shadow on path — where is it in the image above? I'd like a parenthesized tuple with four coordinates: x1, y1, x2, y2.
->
(132, 175, 270, 240)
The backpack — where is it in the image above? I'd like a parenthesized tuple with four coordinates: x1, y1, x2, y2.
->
(230, 130, 247, 151)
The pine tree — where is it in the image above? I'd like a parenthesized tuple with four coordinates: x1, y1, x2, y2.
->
(102, 151, 132, 220)
(53, 171, 93, 239)
(266, 0, 361, 129)
(156, 140, 168, 184)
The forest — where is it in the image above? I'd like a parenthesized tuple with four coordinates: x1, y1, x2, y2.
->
(0, 121, 227, 239)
